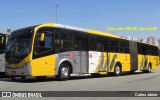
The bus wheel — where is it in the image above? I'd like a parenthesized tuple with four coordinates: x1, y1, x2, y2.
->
(145, 64, 152, 73)
(58, 64, 70, 81)
(147, 64, 152, 73)
(143, 64, 152, 73)
(36, 76, 47, 80)
(114, 63, 121, 76)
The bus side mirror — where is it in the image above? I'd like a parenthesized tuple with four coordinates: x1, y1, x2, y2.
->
(40, 33, 45, 41)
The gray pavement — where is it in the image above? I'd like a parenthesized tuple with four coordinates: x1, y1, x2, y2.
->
(0, 69, 160, 99)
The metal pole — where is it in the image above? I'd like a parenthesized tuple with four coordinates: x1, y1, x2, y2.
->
(55, 4, 59, 23)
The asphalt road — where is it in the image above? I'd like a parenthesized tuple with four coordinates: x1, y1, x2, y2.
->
(0, 69, 160, 100)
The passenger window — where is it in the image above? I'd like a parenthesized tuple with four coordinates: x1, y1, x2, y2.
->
(54, 30, 73, 52)
(97, 42, 104, 52)
(89, 36, 97, 51)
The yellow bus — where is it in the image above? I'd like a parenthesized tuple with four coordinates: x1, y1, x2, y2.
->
(5, 23, 159, 80)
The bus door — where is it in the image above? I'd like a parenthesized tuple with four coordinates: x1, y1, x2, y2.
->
(32, 30, 55, 76)
(75, 37, 88, 73)
(88, 37, 105, 73)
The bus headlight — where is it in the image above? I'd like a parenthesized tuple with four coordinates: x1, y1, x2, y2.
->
(22, 62, 31, 75)
(23, 62, 30, 68)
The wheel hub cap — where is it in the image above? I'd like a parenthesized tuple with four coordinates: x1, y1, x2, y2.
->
(115, 66, 120, 74)
(61, 67, 68, 78)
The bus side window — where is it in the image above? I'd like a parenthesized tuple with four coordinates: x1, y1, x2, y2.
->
(44, 35, 52, 48)
(74, 37, 88, 51)
(108, 39, 119, 53)
(89, 36, 97, 51)
(54, 30, 73, 52)
(74, 37, 79, 50)
(137, 43, 142, 54)
(119, 40, 129, 53)
(97, 41, 104, 52)
(35, 32, 53, 54)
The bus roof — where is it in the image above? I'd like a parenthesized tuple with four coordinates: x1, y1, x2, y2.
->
(137, 41, 158, 47)
(14, 23, 158, 47)
(54, 23, 121, 39)
(53, 23, 158, 47)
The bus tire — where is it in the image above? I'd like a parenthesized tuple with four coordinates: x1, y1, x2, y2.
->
(143, 64, 152, 73)
(36, 76, 47, 80)
(57, 63, 70, 81)
(147, 64, 152, 73)
(114, 63, 121, 76)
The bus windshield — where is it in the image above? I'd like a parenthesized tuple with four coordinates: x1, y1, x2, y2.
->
(5, 27, 34, 63)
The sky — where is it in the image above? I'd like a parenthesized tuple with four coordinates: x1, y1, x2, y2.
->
(0, 0, 159, 41)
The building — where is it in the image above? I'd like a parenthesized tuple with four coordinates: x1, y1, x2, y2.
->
(158, 38, 160, 49)
(7, 27, 11, 33)
(147, 37, 155, 45)
(0, 28, 11, 35)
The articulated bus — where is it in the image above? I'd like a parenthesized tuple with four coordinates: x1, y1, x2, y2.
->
(5, 23, 159, 80)
(0, 32, 9, 75)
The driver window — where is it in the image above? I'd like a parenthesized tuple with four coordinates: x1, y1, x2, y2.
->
(34, 29, 53, 55)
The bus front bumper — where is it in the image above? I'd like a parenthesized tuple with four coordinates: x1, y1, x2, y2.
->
(5, 62, 31, 76)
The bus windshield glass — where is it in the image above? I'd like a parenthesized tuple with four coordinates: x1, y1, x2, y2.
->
(5, 27, 34, 62)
